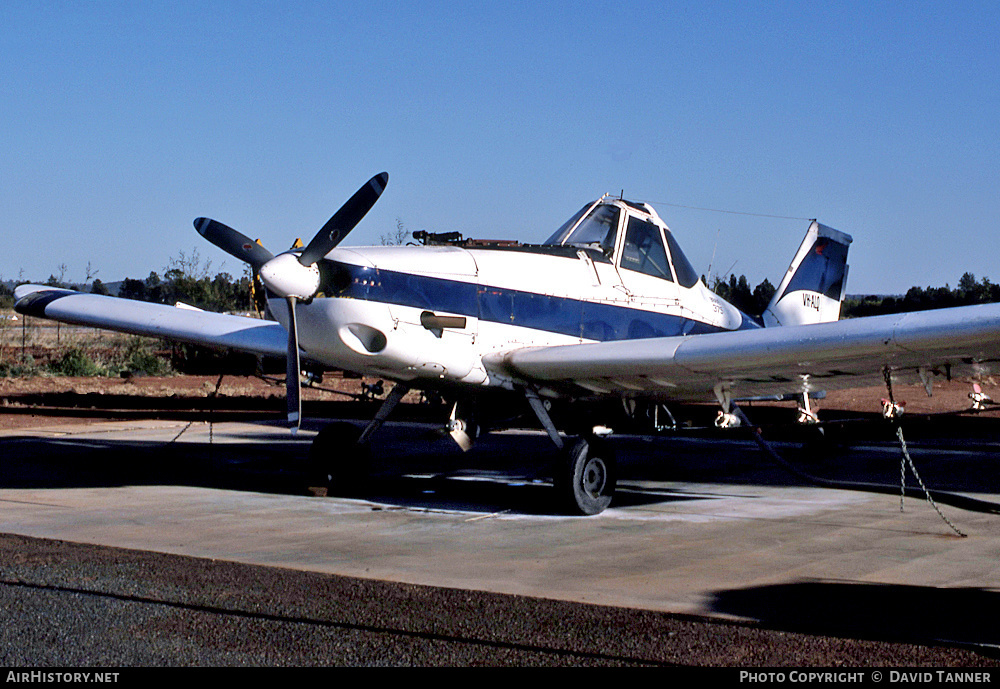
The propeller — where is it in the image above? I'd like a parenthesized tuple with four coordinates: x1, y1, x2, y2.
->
(193, 172, 389, 431)
(299, 171, 388, 266)
(193, 218, 275, 271)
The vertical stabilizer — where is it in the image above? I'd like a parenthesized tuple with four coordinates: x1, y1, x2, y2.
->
(763, 221, 852, 327)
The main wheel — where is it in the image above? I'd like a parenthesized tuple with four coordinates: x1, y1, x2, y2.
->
(309, 422, 370, 496)
(554, 437, 616, 515)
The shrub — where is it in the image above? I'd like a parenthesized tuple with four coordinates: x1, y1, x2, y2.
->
(123, 339, 171, 376)
(48, 347, 104, 377)
(0, 355, 38, 377)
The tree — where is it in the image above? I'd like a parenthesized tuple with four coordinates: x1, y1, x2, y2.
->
(842, 273, 1000, 318)
(958, 271, 978, 296)
(119, 278, 147, 301)
(380, 218, 409, 246)
(145, 272, 164, 303)
(711, 274, 774, 316)
(752, 278, 776, 314)
(84, 261, 99, 288)
(0, 281, 13, 309)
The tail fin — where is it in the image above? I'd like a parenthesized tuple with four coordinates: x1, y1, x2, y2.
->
(762, 221, 852, 327)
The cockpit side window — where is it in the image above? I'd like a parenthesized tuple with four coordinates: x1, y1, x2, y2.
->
(664, 230, 700, 288)
(620, 217, 673, 281)
(562, 205, 621, 257)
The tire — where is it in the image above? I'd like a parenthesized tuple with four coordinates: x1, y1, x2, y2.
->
(554, 437, 616, 515)
(309, 422, 370, 495)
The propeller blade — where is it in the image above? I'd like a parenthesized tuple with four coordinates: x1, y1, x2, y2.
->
(194, 217, 275, 271)
(298, 172, 388, 266)
(286, 296, 302, 432)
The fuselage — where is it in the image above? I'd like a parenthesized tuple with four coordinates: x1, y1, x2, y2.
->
(267, 197, 759, 389)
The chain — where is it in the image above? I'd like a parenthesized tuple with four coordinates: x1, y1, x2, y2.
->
(896, 425, 966, 537)
(884, 367, 966, 537)
(168, 421, 195, 443)
(899, 436, 907, 512)
(166, 374, 225, 447)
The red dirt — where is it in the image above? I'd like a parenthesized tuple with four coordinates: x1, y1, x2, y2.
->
(0, 372, 375, 430)
(2, 372, 999, 432)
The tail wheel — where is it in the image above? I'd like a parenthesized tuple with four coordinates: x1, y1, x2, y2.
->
(554, 437, 616, 515)
(309, 421, 370, 495)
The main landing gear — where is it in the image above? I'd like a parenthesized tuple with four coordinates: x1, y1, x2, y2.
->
(309, 383, 618, 516)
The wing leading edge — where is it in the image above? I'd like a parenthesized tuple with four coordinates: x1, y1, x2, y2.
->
(486, 302, 1000, 401)
(14, 285, 288, 359)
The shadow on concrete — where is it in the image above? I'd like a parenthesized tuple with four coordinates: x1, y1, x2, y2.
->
(3, 415, 999, 515)
(709, 580, 1000, 653)
(0, 420, 722, 515)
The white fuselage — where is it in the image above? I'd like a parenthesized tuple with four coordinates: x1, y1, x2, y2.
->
(268, 242, 752, 390)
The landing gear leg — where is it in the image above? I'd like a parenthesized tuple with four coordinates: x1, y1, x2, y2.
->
(524, 388, 563, 449)
(310, 383, 410, 496)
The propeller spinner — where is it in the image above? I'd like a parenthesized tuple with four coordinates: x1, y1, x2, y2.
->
(194, 172, 389, 430)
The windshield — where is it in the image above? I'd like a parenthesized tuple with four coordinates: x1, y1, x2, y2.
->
(542, 202, 594, 245)
(565, 205, 620, 250)
(543, 204, 621, 258)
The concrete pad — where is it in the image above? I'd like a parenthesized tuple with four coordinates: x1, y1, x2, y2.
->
(2, 418, 999, 636)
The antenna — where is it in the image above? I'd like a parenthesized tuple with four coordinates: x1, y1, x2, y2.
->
(706, 228, 721, 278)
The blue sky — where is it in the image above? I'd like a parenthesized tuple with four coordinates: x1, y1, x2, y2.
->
(3, 1, 999, 295)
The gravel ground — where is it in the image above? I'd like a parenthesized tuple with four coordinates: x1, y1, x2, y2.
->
(1, 533, 997, 667)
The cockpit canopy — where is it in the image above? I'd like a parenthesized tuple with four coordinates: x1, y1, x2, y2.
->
(543, 198, 701, 288)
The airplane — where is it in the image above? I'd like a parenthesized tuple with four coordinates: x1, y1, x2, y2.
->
(14, 172, 1000, 515)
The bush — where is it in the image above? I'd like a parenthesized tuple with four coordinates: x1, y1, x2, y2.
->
(0, 336, 174, 379)
(0, 355, 38, 377)
(48, 347, 105, 377)
(170, 343, 262, 375)
(123, 339, 171, 376)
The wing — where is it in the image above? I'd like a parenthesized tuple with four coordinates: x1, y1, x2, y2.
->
(486, 303, 1000, 401)
(14, 285, 288, 359)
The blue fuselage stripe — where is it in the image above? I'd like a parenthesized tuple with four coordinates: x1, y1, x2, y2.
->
(322, 262, 758, 341)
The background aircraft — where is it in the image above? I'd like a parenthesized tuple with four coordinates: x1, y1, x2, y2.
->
(15, 173, 1000, 514)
